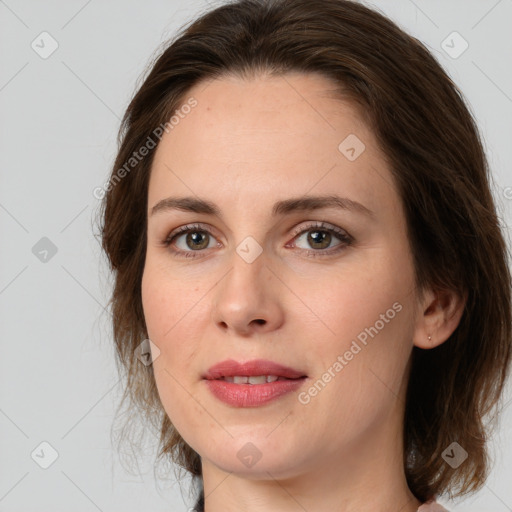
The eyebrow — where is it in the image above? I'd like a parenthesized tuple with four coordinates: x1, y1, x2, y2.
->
(150, 194, 374, 219)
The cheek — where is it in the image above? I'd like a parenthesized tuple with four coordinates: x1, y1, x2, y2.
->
(141, 264, 206, 432)
(294, 283, 413, 436)
(302, 257, 409, 340)
(142, 257, 200, 341)
(141, 263, 198, 377)
(296, 254, 414, 397)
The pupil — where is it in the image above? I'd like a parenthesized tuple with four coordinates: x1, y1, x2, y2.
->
(308, 230, 330, 249)
(187, 232, 208, 250)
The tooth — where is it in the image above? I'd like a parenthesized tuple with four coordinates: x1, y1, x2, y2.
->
(248, 375, 267, 385)
(222, 375, 284, 384)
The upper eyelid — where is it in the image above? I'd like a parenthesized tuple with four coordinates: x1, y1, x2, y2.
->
(290, 221, 350, 238)
(167, 222, 219, 240)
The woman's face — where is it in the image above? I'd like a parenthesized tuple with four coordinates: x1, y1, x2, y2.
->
(142, 72, 422, 479)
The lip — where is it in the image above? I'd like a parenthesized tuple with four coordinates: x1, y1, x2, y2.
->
(203, 359, 308, 408)
(203, 358, 307, 380)
(204, 377, 307, 407)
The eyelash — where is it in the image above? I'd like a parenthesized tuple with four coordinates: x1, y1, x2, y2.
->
(162, 221, 353, 259)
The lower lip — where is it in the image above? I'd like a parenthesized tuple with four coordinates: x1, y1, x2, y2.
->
(204, 377, 307, 407)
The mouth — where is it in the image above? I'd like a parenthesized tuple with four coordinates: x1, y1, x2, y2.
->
(216, 375, 306, 384)
(203, 358, 308, 382)
(203, 362, 308, 407)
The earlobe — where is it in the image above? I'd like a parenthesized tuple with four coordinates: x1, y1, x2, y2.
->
(413, 287, 467, 349)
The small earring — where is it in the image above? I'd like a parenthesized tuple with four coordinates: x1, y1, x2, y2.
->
(428, 335, 432, 341)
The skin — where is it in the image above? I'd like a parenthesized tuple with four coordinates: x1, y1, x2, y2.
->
(141, 72, 464, 512)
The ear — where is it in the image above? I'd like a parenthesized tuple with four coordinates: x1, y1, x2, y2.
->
(413, 286, 467, 349)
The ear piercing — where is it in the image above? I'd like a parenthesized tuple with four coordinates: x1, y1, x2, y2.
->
(428, 335, 432, 341)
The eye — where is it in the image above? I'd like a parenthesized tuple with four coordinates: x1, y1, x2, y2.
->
(162, 221, 353, 259)
(287, 221, 353, 257)
(163, 223, 220, 258)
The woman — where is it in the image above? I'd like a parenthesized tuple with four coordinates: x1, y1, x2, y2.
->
(99, 1, 511, 511)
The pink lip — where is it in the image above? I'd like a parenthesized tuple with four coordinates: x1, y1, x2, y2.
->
(203, 358, 307, 380)
(204, 378, 307, 407)
(203, 359, 308, 408)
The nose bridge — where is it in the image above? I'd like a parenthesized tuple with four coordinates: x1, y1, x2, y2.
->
(211, 238, 283, 334)
(219, 237, 267, 306)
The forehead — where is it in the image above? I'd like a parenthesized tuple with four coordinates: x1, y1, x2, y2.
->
(161, 72, 370, 157)
(148, 72, 398, 219)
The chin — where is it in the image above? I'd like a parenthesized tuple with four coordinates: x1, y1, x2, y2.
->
(201, 437, 309, 479)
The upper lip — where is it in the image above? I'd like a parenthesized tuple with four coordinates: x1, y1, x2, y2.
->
(203, 359, 307, 380)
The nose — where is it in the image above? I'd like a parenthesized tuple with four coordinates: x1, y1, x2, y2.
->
(211, 246, 285, 336)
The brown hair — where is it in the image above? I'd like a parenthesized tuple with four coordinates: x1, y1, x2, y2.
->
(98, 0, 512, 504)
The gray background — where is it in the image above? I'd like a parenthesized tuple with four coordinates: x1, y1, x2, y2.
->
(1, 0, 511, 511)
